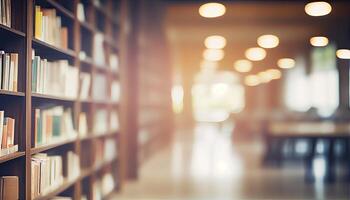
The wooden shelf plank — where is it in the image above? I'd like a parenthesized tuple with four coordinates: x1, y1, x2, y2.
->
(31, 138, 76, 154)
(0, 152, 25, 164)
(0, 24, 26, 37)
(33, 178, 77, 200)
(80, 131, 118, 141)
(32, 38, 76, 58)
(32, 93, 77, 102)
(44, 0, 75, 19)
(0, 90, 25, 96)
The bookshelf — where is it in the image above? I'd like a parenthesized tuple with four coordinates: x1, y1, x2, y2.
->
(0, 0, 124, 199)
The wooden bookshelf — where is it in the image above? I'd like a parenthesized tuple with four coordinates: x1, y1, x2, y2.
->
(0, 0, 125, 199)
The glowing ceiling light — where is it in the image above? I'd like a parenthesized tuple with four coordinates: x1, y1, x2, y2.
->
(310, 36, 329, 47)
(204, 35, 227, 49)
(245, 47, 266, 61)
(277, 58, 295, 69)
(244, 75, 260, 86)
(234, 59, 252, 73)
(199, 3, 226, 18)
(266, 69, 282, 80)
(203, 49, 224, 61)
(305, 1, 332, 17)
(336, 49, 350, 59)
(257, 34, 279, 49)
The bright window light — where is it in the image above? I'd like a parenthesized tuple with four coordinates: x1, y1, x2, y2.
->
(171, 85, 184, 114)
(305, 1, 332, 17)
(204, 35, 227, 49)
(199, 3, 226, 18)
(257, 34, 279, 49)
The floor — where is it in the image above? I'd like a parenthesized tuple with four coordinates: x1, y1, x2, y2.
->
(111, 123, 349, 200)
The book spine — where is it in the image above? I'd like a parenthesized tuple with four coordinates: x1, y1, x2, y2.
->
(0, 51, 3, 89)
(0, 111, 3, 149)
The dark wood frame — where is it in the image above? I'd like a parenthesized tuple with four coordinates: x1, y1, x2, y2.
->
(0, 0, 127, 199)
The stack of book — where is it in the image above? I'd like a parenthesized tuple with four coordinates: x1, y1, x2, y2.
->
(0, 0, 12, 27)
(67, 151, 80, 181)
(32, 51, 79, 99)
(0, 176, 18, 199)
(34, 106, 77, 147)
(31, 153, 64, 198)
(0, 111, 17, 157)
(34, 6, 68, 49)
(0, 51, 19, 92)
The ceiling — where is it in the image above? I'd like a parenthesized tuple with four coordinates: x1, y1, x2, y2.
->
(165, 1, 350, 75)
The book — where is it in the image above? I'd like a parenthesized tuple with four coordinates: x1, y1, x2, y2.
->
(78, 112, 87, 137)
(31, 152, 80, 198)
(77, 3, 85, 22)
(34, 6, 69, 49)
(0, 111, 3, 149)
(92, 74, 107, 101)
(111, 81, 120, 102)
(0, 52, 19, 92)
(93, 109, 108, 134)
(31, 153, 64, 198)
(110, 53, 119, 72)
(110, 111, 119, 132)
(0, 0, 12, 27)
(0, 176, 19, 200)
(93, 33, 106, 66)
(34, 106, 77, 147)
(79, 72, 91, 100)
(31, 52, 79, 98)
(67, 151, 80, 180)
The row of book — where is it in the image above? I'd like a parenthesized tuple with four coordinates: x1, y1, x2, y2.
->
(0, 111, 17, 157)
(0, 0, 11, 27)
(35, 6, 68, 49)
(0, 176, 18, 199)
(32, 51, 79, 98)
(34, 106, 77, 147)
(0, 51, 18, 92)
(31, 151, 80, 198)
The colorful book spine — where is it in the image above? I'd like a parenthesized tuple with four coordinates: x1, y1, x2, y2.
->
(0, 51, 19, 92)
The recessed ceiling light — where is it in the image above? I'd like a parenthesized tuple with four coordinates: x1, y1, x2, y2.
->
(245, 75, 260, 86)
(277, 58, 295, 69)
(257, 34, 279, 49)
(266, 69, 282, 80)
(199, 3, 226, 18)
(310, 36, 329, 47)
(336, 49, 350, 59)
(245, 47, 266, 61)
(305, 1, 332, 17)
(204, 35, 226, 49)
(203, 49, 224, 61)
(234, 59, 252, 73)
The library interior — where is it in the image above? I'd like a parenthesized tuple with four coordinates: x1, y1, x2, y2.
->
(0, 0, 349, 199)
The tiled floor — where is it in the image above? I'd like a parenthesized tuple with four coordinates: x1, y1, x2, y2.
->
(111, 123, 349, 200)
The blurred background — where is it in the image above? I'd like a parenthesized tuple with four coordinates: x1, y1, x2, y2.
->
(116, 0, 350, 199)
